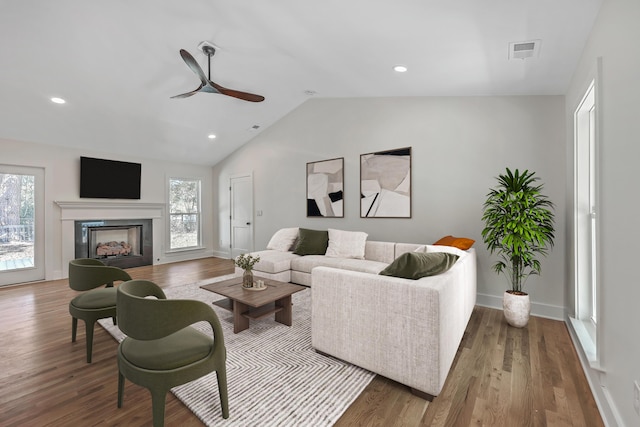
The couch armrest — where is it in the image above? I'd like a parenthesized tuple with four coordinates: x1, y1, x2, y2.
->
(311, 252, 475, 396)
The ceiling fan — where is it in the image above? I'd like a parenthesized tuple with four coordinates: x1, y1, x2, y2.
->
(171, 43, 265, 102)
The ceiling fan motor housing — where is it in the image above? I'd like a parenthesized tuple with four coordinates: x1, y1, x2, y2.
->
(197, 41, 219, 56)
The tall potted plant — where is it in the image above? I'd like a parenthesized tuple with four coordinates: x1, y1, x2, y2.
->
(481, 168, 555, 327)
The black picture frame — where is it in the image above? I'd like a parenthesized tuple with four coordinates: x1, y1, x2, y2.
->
(306, 157, 344, 217)
(360, 147, 412, 218)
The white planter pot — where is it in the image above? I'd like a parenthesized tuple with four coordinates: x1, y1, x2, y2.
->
(502, 291, 530, 328)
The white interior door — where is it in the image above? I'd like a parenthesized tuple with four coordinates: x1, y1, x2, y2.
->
(0, 165, 45, 286)
(230, 174, 254, 258)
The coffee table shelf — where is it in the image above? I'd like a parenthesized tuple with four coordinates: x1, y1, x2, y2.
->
(242, 303, 283, 320)
(213, 298, 284, 321)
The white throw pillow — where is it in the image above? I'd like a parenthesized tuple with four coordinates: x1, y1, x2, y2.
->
(325, 229, 368, 259)
(266, 227, 299, 252)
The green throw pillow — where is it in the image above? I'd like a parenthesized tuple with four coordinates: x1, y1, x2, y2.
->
(293, 228, 329, 255)
(379, 252, 459, 279)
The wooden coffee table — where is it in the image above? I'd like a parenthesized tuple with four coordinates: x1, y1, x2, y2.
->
(200, 276, 306, 333)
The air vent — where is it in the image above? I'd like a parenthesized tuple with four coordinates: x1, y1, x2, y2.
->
(509, 40, 541, 60)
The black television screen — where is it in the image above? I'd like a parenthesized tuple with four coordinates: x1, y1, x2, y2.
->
(80, 156, 141, 199)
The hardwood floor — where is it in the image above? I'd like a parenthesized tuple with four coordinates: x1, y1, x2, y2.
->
(0, 257, 603, 426)
(336, 307, 604, 427)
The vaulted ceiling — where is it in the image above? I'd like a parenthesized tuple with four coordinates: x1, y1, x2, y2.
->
(0, 0, 602, 165)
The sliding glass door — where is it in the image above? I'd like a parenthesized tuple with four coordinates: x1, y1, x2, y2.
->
(0, 165, 45, 286)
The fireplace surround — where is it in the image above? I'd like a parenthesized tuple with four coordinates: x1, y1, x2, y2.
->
(56, 201, 165, 278)
(75, 219, 153, 269)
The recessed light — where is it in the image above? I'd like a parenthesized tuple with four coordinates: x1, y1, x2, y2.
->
(51, 97, 66, 104)
(393, 65, 408, 73)
(208, 134, 216, 139)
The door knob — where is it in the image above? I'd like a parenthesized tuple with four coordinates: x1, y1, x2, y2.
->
(246, 222, 251, 225)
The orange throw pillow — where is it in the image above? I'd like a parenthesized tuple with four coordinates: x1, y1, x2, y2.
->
(433, 235, 475, 250)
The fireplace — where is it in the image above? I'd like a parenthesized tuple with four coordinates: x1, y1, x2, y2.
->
(74, 219, 153, 269)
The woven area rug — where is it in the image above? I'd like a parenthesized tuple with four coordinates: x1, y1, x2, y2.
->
(99, 274, 375, 426)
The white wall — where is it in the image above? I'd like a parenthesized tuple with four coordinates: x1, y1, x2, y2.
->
(212, 95, 566, 318)
(1, 137, 216, 281)
(565, 0, 640, 425)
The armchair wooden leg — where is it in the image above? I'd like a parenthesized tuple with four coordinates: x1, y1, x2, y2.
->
(117, 372, 125, 408)
(71, 317, 78, 342)
(84, 320, 95, 363)
(150, 390, 167, 427)
(217, 369, 230, 419)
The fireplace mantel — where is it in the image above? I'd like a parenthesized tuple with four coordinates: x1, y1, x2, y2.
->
(55, 201, 165, 220)
(56, 201, 165, 277)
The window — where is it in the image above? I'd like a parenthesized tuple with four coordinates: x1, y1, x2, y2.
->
(169, 178, 201, 250)
(0, 165, 45, 286)
(0, 172, 34, 271)
(572, 80, 598, 361)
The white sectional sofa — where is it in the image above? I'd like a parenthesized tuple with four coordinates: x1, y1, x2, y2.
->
(312, 244, 476, 399)
(234, 229, 397, 285)
(235, 227, 477, 399)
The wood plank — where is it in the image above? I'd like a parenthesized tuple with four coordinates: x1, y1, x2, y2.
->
(0, 258, 605, 427)
(243, 303, 283, 320)
(212, 297, 232, 312)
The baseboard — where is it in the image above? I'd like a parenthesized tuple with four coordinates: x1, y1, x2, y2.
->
(475, 292, 565, 320)
(212, 249, 231, 259)
(160, 248, 216, 264)
(566, 317, 622, 427)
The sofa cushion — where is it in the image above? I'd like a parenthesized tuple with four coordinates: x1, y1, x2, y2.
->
(325, 228, 368, 259)
(291, 255, 388, 275)
(394, 243, 425, 258)
(364, 241, 396, 263)
(293, 228, 329, 255)
(266, 227, 299, 252)
(246, 250, 300, 274)
(290, 270, 313, 286)
(414, 244, 467, 258)
(433, 235, 475, 250)
(379, 252, 459, 279)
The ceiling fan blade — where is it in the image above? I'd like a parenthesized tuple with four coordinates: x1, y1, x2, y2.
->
(219, 88, 265, 103)
(170, 90, 198, 99)
(210, 81, 265, 102)
(173, 47, 264, 102)
(170, 82, 205, 99)
(179, 49, 208, 84)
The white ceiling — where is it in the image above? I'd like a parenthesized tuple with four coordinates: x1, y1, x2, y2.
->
(0, 0, 602, 166)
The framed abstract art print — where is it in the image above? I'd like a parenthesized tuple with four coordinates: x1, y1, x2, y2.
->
(306, 157, 344, 217)
(360, 147, 411, 218)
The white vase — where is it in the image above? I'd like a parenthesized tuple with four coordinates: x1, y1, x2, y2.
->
(502, 291, 530, 328)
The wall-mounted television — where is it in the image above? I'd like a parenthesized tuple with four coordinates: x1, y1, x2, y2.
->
(80, 156, 141, 199)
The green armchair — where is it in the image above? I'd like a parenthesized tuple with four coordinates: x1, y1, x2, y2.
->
(116, 280, 229, 427)
(68, 258, 132, 363)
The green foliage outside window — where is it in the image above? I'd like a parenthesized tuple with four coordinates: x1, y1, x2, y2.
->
(169, 178, 201, 249)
